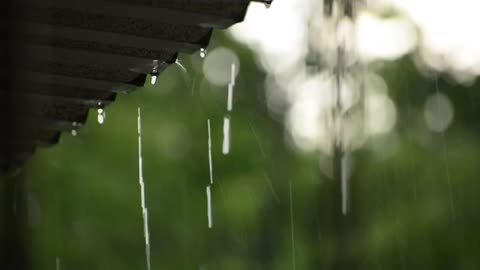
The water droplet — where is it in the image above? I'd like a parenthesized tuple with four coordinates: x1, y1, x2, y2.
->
(137, 107, 151, 270)
(206, 185, 213, 229)
(151, 75, 157, 85)
(200, 48, 207, 59)
(97, 108, 106, 125)
(71, 130, 77, 136)
(222, 116, 231, 155)
(207, 120, 213, 185)
(227, 84, 234, 112)
(230, 63, 236, 86)
(227, 63, 236, 112)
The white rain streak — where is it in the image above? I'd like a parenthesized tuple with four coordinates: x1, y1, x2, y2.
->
(208, 120, 214, 185)
(222, 117, 231, 155)
(341, 156, 348, 216)
(222, 63, 236, 155)
(227, 83, 234, 112)
(227, 64, 236, 112)
(137, 108, 151, 270)
(206, 185, 213, 229)
(230, 63, 236, 86)
(175, 59, 188, 73)
(263, 172, 280, 204)
(56, 257, 60, 270)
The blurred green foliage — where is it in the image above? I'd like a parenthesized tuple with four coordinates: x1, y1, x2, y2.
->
(15, 31, 480, 270)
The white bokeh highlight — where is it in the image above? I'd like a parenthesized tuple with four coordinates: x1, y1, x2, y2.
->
(202, 47, 240, 87)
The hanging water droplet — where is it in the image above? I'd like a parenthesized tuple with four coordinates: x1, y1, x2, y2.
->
(71, 130, 77, 136)
(200, 48, 207, 59)
(261, 0, 272, 8)
(97, 108, 106, 125)
(151, 60, 159, 85)
(151, 75, 157, 85)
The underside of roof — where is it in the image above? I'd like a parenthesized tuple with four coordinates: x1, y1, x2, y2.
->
(0, 0, 272, 173)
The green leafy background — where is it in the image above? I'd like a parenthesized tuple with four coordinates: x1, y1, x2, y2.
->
(20, 31, 480, 270)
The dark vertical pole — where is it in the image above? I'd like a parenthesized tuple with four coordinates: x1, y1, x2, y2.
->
(2, 175, 29, 270)
(1, 1, 29, 270)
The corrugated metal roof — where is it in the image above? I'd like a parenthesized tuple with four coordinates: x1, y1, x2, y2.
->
(1, 0, 272, 173)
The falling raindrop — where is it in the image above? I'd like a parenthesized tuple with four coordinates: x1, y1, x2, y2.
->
(97, 108, 106, 125)
(207, 120, 214, 185)
(227, 83, 234, 112)
(151, 75, 157, 85)
(137, 107, 151, 270)
(227, 64, 236, 112)
(200, 48, 207, 59)
(222, 63, 236, 155)
(262, 172, 280, 203)
(206, 185, 213, 229)
(56, 257, 60, 270)
(222, 116, 231, 155)
(230, 63, 236, 86)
